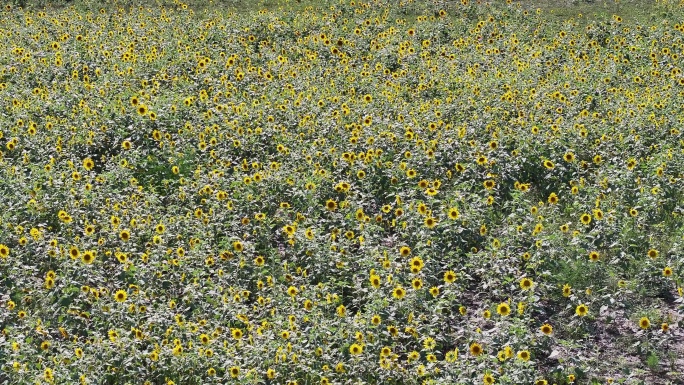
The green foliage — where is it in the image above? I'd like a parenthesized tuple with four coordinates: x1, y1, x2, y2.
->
(0, 0, 683, 384)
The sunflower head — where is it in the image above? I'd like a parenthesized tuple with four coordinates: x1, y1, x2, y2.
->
(469, 342, 483, 356)
(496, 302, 511, 316)
(114, 290, 127, 303)
(575, 304, 588, 317)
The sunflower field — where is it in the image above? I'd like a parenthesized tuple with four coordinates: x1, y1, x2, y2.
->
(1, 0, 683, 384)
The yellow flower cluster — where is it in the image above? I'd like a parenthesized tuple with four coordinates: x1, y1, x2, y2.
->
(0, 1, 682, 384)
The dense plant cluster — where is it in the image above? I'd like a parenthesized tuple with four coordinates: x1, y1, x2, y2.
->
(0, 0, 683, 384)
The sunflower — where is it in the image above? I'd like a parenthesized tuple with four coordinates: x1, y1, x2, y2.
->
(349, 343, 363, 355)
(119, 229, 131, 241)
(663, 267, 673, 277)
(424, 216, 437, 229)
(336, 304, 346, 317)
(593, 209, 603, 220)
(517, 350, 531, 361)
(0, 244, 9, 259)
(562, 284, 572, 297)
(136, 104, 148, 116)
(200, 334, 210, 345)
(563, 152, 575, 162)
(483, 179, 496, 189)
(448, 207, 460, 220)
(287, 286, 298, 297)
(638, 317, 650, 329)
(231, 329, 243, 340)
(303, 228, 315, 239)
(114, 290, 127, 302)
(496, 302, 511, 316)
(409, 257, 424, 272)
(547, 192, 559, 204)
(520, 278, 534, 290)
(369, 274, 381, 288)
(483, 373, 495, 384)
(497, 350, 508, 361)
(540, 323, 553, 335)
(69, 246, 80, 259)
(116, 252, 128, 263)
(43, 368, 54, 382)
(580, 213, 592, 225)
(411, 278, 423, 290)
(626, 158, 637, 170)
(543, 160, 555, 169)
(335, 363, 346, 373)
(444, 270, 457, 284)
(392, 286, 406, 300)
(83, 157, 94, 171)
(81, 251, 95, 264)
(588, 251, 600, 262)
(407, 350, 420, 362)
(229, 366, 240, 378)
(84, 223, 96, 236)
(283, 225, 296, 237)
(575, 304, 588, 317)
(647, 249, 658, 258)
(232, 241, 244, 252)
(325, 199, 338, 211)
(470, 342, 483, 356)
